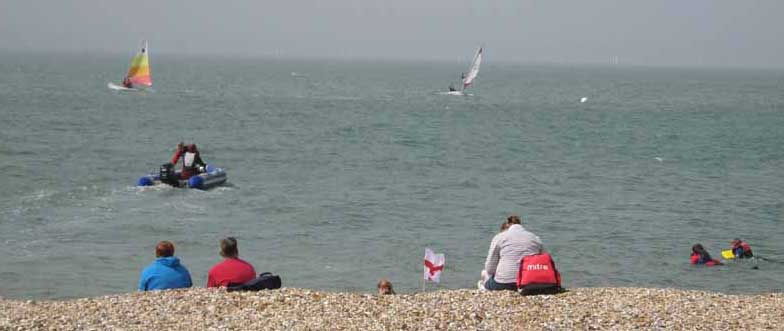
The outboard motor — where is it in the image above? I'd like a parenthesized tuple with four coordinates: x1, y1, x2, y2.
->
(159, 163, 179, 187)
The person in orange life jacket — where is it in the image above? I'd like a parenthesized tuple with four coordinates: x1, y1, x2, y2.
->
(171, 143, 206, 180)
(690, 244, 722, 266)
(731, 238, 754, 259)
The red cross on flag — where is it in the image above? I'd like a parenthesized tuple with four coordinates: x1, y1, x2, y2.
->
(423, 248, 445, 283)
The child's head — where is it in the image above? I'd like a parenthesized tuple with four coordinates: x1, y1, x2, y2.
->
(377, 278, 395, 295)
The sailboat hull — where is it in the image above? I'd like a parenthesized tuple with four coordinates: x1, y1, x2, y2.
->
(438, 91, 472, 96)
(107, 82, 138, 91)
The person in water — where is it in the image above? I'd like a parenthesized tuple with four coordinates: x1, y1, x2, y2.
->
(171, 143, 206, 180)
(690, 243, 722, 266)
(207, 237, 257, 288)
(731, 238, 754, 259)
(138, 241, 193, 291)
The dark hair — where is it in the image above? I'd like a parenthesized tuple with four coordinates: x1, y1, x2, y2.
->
(500, 222, 510, 232)
(156, 241, 175, 257)
(507, 215, 521, 225)
(220, 237, 239, 258)
(692, 243, 713, 261)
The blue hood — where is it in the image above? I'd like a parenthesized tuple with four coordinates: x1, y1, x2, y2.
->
(156, 256, 181, 267)
(139, 256, 192, 291)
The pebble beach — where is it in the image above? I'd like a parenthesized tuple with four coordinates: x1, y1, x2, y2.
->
(2, 287, 782, 330)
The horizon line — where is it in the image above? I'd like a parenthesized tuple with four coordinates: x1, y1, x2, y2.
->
(0, 48, 782, 72)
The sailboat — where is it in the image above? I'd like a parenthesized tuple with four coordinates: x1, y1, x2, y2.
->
(446, 46, 482, 96)
(108, 41, 152, 91)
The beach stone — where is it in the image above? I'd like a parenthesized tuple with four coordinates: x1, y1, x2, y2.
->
(0, 287, 782, 330)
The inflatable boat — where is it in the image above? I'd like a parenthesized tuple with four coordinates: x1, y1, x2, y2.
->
(137, 164, 227, 190)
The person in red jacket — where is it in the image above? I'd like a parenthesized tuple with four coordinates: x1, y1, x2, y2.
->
(170, 143, 206, 180)
(690, 243, 722, 266)
(730, 238, 754, 259)
(207, 237, 256, 288)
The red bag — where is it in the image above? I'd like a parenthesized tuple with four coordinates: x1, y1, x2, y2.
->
(516, 253, 562, 295)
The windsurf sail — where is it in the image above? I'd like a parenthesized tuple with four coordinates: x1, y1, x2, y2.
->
(462, 47, 482, 90)
(125, 41, 152, 87)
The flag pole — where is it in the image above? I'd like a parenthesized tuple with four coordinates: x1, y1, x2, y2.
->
(422, 250, 426, 292)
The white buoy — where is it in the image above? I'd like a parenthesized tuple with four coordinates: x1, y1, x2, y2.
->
(580, 97, 588, 103)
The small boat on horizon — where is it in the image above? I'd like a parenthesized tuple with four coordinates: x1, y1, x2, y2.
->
(108, 41, 152, 91)
(446, 46, 483, 96)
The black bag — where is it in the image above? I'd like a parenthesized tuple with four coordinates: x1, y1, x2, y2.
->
(227, 272, 282, 292)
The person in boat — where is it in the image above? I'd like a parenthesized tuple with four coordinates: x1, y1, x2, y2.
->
(122, 76, 132, 88)
(730, 238, 754, 259)
(690, 243, 722, 266)
(171, 143, 206, 180)
(448, 83, 457, 92)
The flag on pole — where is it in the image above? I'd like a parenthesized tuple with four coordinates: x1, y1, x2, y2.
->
(423, 248, 445, 283)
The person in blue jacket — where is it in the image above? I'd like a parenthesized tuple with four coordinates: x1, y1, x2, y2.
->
(138, 241, 193, 291)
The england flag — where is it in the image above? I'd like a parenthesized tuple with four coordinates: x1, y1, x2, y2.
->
(423, 248, 445, 283)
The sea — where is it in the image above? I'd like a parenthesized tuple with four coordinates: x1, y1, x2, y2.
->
(1, 52, 782, 299)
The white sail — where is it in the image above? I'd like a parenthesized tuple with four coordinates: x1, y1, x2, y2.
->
(462, 47, 482, 90)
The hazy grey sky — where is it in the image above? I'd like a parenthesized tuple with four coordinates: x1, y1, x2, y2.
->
(2, 0, 783, 68)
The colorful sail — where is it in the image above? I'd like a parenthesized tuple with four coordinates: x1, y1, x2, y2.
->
(126, 41, 152, 87)
(462, 47, 482, 90)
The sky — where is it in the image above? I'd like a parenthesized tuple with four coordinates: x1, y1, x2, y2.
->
(1, 0, 783, 68)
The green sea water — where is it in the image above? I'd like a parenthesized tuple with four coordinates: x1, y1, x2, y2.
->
(1, 52, 783, 299)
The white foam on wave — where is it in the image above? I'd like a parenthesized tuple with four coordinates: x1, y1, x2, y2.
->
(21, 189, 58, 203)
